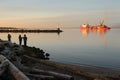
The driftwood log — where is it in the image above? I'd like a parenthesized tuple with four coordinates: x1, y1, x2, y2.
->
(0, 55, 30, 80)
(30, 69, 74, 80)
(26, 74, 55, 80)
(23, 55, 112, 80)
(22, 66, 74, 80)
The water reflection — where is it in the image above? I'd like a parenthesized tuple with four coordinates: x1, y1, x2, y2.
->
(81, 28, 109, 36)
(80, 28, 110, 41)
(80, 29, 89, 37)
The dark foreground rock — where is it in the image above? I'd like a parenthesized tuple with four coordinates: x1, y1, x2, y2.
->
(0, 69, 15, 80)
(22, 46, 49, 60)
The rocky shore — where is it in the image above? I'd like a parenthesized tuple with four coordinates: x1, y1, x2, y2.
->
(0, 40, 74, 80)
(0, 39, 120, 80)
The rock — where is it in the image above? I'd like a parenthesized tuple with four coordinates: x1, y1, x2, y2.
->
(0, 56, 9, 76)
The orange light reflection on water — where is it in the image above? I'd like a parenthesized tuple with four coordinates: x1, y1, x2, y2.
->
(80, 28, 110, 41)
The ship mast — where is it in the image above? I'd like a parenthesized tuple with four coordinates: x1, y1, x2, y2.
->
(101, 19, 104, 25)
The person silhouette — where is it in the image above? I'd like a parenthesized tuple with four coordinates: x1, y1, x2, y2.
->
(7, 34, 11, 42)
(23, 34, 27, 46)
(19, 35, 22, 45)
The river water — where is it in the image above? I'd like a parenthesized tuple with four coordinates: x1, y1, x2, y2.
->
(0, 28, 120, 70)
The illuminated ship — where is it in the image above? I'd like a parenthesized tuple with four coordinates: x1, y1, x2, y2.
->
(80, 20, 111, 31)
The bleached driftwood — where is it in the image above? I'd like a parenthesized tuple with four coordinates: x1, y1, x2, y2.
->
(0, 55, 30, 80)
(26, 73, 55, 80)
(30, 69, 74, 80)
(22, 66, 73, 80)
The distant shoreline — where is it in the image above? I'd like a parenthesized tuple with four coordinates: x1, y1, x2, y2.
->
(0, 29, 63, 33)
(0, 27, 63, 33)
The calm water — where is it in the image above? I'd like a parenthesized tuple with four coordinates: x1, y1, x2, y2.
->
(0, 28, 120, 70)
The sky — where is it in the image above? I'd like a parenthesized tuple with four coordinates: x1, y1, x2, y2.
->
(0, 0, 120, 29)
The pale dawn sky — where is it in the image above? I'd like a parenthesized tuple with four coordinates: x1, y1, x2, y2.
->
(0, 0, 120, 28)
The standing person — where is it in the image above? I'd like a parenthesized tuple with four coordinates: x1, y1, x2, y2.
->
(19, 35, 22, 45)
(23, 34, 27, 46)
(7, 34, 11, 42)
